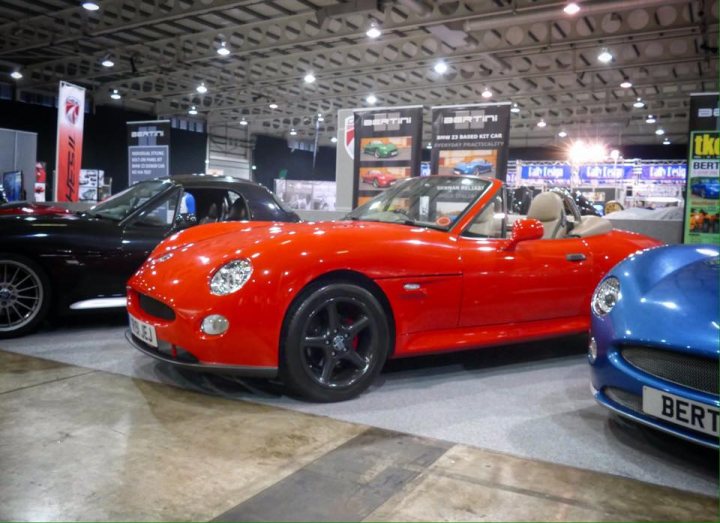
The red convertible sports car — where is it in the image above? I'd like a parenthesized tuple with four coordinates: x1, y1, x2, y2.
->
(361, 169, 398, 188)
(127, 176, 661, 401)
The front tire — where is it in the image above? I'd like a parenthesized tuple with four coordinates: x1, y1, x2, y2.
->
(0, 256, 50, 338)
(281, 282, 390, 402)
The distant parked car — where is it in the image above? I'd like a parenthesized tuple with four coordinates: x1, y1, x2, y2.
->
(363, 141, 399, 158)
(361, 169, 398, 188)
(589, 244, 719, 448)
(453, 159, 493, 175)
(690, 178, 720, 199)
(0, 174, 300, 338)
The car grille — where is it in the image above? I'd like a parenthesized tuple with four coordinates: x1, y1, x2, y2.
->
(138, 293, 175, 321)
(620, 346, 718, 395)
(604, 387, 641, 412)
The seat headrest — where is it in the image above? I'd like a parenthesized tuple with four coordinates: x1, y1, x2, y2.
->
(527, 192, 563, 222)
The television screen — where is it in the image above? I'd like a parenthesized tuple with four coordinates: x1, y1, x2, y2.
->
(2, 171, 22, 202)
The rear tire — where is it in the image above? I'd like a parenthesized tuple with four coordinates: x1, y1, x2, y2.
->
(0, 255, 50, 338)
(281, 282, 390, 402)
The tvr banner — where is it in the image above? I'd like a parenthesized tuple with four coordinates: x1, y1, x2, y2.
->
(54, 81, 86, 202)
(352, 106, 423, 207)
(430, 102, 511, 181)
(127, 120, 171, 184)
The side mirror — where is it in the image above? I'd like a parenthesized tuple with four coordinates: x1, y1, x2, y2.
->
(506, 218, 543, 249)
(174, 213, 197, 230)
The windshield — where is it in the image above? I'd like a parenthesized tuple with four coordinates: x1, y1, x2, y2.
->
(88, 180, 172, 221)
(345, 176, 491, 230)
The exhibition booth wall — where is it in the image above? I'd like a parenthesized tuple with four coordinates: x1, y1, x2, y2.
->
(0, 99, 207, 197)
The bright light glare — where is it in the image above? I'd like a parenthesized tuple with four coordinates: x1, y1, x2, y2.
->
(366, 25, 381, 38)
(620, 80, 632, 88)
(481, 87, 492, 98)
(196, 83, 207, 94)
(568, 140, 607, 163)
(330, 136, 338, 143)
(304, 73, 316, 83)
(598, 49, 613, 63)
(434, 61, 448, 74)
(366, 94, 377, 104)
(563, 3, 580, 15)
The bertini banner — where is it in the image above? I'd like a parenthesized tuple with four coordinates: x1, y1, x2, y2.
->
(54, 81, 86, 202)
(352, 106, 423, 208)
(430, 102, 511, 181)
(127, 120, 171, 185)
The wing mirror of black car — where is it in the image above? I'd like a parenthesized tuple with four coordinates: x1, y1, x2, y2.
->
(505, 218, 543, 250)
(174, 213, 198, 230)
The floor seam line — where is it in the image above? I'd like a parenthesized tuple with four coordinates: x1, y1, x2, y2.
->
(0, 369, 98, 396)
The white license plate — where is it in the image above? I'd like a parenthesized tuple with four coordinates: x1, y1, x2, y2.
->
(642, 386, 719, 437)
(129, 314, 158, 348)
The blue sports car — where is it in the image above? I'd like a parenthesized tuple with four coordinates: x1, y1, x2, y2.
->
(589, 244, 719, 448)
(690, 177, 720, 199)
(452, 159, 493, 175)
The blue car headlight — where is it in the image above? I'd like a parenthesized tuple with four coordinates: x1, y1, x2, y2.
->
(209, 259, 253, 296)
(592, 276, 621, 316)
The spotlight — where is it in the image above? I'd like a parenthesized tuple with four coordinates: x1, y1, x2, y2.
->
(366, 24, 381, 39)
(101, 56, 114, 68)
(82, 1, 100, 11)
(537, 119, 547, 128)
(304, 73, 316, 83)
(609, 149, 620, 161)
(597, 48, 613, 63)
(330, 136, 338, 143)
(290, 128, 297, 136)
(110, 89, 121, 100)
(239, 117, 248, 126)
(196, 82, 208, 94)
(558, 130, 568, 138)
(563, 3, 580, 15)
(268, 103, 278, 109)
(481, 87, 492, 99)
(645, 115, 656, 124)
(366, 94, 377, 104)
(426, 142, 432, 149)
(662, 138, 671, 145)
(655, 128, 665, 135)
(10, 71, 22, 80)
(434, 61, 448, 74)
(633, 97, 644, 108)
(217, 41, 230, 56)
(188, 105, 198, 115)
(620, 80, 632, 88)
(317, 115, 324, 122)
(510, 103, 520, 113)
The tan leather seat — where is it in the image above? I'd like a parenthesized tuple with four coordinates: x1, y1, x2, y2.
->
(467, 204, 495, 237)
(526, 192, 567, 239)
(571, 215, 613, 237)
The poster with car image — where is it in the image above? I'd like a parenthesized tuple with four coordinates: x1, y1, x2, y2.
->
(684, 130, 720, 244)
(352, 106, 422, 207)
(431, 102, 511, 181)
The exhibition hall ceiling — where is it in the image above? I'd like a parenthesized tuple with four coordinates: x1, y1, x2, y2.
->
(0, 0, 717, 146)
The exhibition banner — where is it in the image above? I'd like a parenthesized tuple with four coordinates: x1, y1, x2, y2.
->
(520, 164, 571, 181)
(352, 106, 423, 207)
(127, 120, 171, 184)
(639, 163, 687, 182)
(430, 102, 511, 181)
(54, 81, 86, 202)
(578, 164, 634, 183)
(684, 130, 719, 244)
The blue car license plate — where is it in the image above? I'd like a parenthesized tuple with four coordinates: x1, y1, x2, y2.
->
(642, 386, 719, 437)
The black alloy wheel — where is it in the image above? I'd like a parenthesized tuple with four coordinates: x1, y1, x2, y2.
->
(281, 282, 390, 402)
(0, 257, 50, 338)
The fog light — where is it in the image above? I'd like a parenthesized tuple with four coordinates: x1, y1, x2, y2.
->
(588, 336, 597, 363)
(201, 314, 229, 335)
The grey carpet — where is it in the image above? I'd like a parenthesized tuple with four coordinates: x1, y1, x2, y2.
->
(2, 317, 717, 497)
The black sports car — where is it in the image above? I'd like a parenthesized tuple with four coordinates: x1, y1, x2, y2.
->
(0, 174, 300, 338)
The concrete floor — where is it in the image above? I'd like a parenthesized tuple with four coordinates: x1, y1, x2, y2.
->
(1, 349, 718, 522)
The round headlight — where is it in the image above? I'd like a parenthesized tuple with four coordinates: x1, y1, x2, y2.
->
(592, 276, 620, 316)
(210, 259, 253, 296)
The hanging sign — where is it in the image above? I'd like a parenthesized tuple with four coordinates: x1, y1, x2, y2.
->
(127, 120, 171, 184)
(54, 81, 86, 202)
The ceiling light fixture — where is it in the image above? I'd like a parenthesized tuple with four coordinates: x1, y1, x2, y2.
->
(290, 128, 297, 136)
(558, 130, 568, 138)
(303, 72, 316, 83)
(662, 138, 671, 145)
(366, 93, 377, 105)
(110, 89, 121, 100)
(620, 79, 632, 89)
(10, 71, 22, 80)
(655, 128, 665, 135)
(196, 82, 208, 94)
(481, 87, 492, 98)
(597, 48, 613, 63)
(366, 23, 381, 39)
(434, 61, 448, 74)
(317, 115, 324, 122)
(645, 115, 656, 124)
(101, 56, 114, 68)
(537, 119, 547, 128)
(82, 1, 100, 11)
(563, 3, 580, 15)
(609, 149, 620, 161)
(330, 136, 338, 143)
(268, 102, 278, 109)
(426, 143, 432, 149)
(633, 97, 644, 108)
(510, 103, 520, 113)
(239, 117, 248, 126)
(188, 105, 198, 115)
(217, 41, 230, 56)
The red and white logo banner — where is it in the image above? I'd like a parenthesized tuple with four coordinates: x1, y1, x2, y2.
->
(54, 81, 86, 202)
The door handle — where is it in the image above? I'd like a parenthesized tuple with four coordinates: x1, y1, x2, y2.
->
(566, 253, 586, 262)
